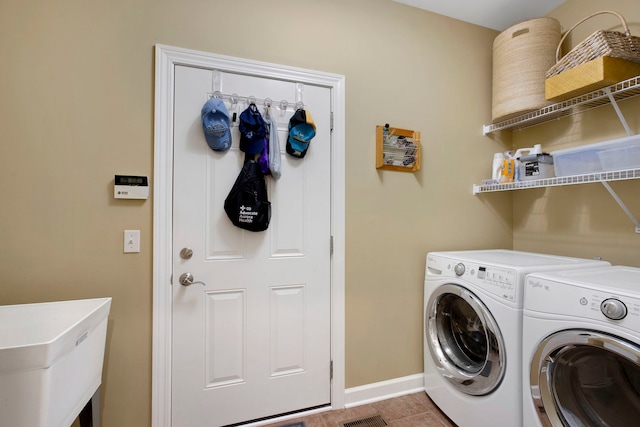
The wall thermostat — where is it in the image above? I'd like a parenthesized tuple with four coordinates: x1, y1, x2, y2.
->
(114, 175, 149, 199)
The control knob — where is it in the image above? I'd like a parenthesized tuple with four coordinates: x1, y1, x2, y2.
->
(454, 263, 465, 276)
(601, 298, 627, 320)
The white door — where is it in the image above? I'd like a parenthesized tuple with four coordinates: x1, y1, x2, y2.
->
(171, 65, 332, 426)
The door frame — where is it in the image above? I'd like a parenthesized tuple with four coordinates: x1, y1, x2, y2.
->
(152, 44, 345, 426)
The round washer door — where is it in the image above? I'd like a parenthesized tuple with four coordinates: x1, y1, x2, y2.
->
(425, 283, 506, 396)
(531, 329, 640, 426)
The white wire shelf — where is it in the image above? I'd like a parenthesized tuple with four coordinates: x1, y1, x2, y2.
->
(483, 76, 640, 134)
(473, 169, 640, 195)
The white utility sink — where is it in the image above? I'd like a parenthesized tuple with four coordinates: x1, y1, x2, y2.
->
(0, 297, 112, 427)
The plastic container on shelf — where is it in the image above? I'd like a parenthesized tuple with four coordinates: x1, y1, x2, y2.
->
(598, 144, 640, 171)
(551, 134, 640, 176)
(517, 153, 555, 180)
(513, 144, 545, 181)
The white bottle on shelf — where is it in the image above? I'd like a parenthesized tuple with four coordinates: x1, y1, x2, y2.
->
(492, 152, 505, 181)
(514, 144, 542, 159)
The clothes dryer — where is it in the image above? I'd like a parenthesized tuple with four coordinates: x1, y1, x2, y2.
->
(424, 250, 610, 427)
(523, 266, 640, 427)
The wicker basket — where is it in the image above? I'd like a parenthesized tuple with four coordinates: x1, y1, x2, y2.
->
(546, 10, 640, 78)
(492, 17, 561, 123)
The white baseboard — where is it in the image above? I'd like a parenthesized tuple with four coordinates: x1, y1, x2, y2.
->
(344, 373, 425, 408)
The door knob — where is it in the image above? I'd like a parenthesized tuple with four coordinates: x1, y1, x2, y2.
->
(178, 272, 205, 287)
(179, 272, 194, 286)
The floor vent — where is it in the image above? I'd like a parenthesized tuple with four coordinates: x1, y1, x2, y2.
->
(340, 415, 388, 427)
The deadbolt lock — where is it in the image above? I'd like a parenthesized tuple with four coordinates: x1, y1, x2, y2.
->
(180, 247, 193, 259)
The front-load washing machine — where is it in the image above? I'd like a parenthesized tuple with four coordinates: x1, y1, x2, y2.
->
(523, 265, 640, 427)
(424, 250, 610, 427)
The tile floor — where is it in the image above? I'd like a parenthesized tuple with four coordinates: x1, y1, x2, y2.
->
(263, 392, 456, 427)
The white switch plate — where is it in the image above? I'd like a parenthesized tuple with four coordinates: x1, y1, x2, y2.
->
(124, 230, 140, 253)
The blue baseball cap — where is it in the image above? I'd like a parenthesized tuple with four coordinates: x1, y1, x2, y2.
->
(287, 109, 316, 158)
(201, 98, 232, 152)
(239, 103, 266, 154)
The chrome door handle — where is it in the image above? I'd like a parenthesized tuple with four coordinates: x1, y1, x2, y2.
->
(178, 272, 205, 287)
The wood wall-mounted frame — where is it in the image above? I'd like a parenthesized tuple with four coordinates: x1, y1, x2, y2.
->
(375, 125, 421, 172)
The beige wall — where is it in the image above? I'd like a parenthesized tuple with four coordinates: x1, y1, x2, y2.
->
(512, 0, 640, 265)
(3, 0, 636, 426)
(1, 1, 505, 425)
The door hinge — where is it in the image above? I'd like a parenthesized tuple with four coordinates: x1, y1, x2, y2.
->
(330, 235, 334, 255)
(330, 360, 333, 380)
(330, 112, 334, 131)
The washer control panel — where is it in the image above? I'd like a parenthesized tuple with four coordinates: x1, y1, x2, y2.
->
(475, 265, 517, 302)
(526, 276, 640, 329)
(425, 255, 519, 303)
(452, 262, 517, 302)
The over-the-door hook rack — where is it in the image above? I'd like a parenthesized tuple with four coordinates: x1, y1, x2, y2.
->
(206, 92, 301, 112)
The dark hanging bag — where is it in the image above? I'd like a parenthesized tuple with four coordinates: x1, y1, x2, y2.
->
(224, 154, 271, 232)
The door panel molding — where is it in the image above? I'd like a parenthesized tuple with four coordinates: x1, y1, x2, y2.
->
(152, 44, 345, 426)
(204, 289, 247, 388)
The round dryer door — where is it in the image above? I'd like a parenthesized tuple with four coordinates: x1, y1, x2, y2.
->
(531, 330, 640, 427)
(425, 283, 506, 396)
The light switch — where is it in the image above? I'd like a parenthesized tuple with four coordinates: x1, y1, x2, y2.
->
(124, 230, 140, 253)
